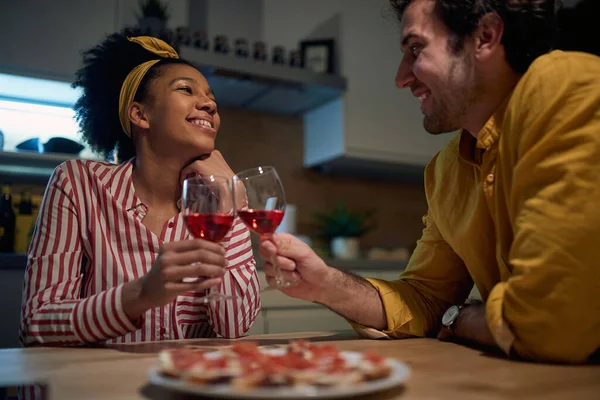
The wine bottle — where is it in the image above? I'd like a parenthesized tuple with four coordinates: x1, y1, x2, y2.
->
(0, 184, 16, 252)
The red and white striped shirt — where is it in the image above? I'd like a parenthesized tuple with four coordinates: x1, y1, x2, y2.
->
(19, 159, 261, 346)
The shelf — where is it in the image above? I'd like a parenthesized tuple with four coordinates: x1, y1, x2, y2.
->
(179, 46, 347, 115)
(0, 150, 101, 184)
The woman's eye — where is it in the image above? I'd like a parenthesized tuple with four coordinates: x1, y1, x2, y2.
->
(178, 86, 192, 94)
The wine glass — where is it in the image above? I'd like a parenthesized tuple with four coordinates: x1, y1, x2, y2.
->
(182, 175, 236, 303)
(233, 166, 298, 289)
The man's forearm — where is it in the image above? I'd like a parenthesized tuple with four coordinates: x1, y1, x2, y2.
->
(317, 267, 387, 330)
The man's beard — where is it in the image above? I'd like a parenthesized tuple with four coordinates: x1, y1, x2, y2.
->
(423, 55, 478, 135)
(423, 96, 469, 134)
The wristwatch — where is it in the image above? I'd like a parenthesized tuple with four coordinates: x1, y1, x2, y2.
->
(441, 304, 463, 334)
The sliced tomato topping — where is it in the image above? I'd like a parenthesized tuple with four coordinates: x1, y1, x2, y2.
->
(283, 352, 316, 370)
(364, 352, 385, 364)
(169, 349, 206, 371)
(204, 357, 227, 369)
(231, 342, 260, 356)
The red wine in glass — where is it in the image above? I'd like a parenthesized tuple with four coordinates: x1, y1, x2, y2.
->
(236, 210, 284, 235)
(233, 166, 297, 289)
(182, 175, 236, 303)
(184, 213, 234, 242)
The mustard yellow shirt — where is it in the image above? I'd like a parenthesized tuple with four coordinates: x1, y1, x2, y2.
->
(357, 51, 600, 363)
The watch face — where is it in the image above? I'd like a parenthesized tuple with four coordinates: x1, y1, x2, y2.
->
(442, 305, 460, 327)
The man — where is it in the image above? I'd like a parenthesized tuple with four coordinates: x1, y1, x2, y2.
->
(260, 0, 600, 363)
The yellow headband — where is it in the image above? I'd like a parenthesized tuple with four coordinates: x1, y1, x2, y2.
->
(118, 36, 179, 137)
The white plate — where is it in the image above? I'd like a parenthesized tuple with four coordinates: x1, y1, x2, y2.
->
(148, 349, 410, 399)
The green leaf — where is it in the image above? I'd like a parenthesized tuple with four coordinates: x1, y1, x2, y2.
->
(311, 200, 377, 240)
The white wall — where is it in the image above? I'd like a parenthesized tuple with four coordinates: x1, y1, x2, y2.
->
(206, 0, 262, 45)
(117, 0, 189, 31)
(116, 0, 263, 44)
(262, 0, 343, 50)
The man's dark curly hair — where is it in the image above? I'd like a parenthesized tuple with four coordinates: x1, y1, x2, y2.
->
(72, 27, 193, 162)
(389, 0, 561, 74)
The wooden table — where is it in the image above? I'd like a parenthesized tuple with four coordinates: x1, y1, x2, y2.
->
(0, 331, 598, 400)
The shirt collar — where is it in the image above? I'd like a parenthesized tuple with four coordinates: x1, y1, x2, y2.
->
(458, 130, 482, 166)
(458, 93, 512, 165)
(106, 157, 183, 213)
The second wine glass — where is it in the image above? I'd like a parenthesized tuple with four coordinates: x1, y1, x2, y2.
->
(233, 166, 298, 289)
(182, 174, 236, 303)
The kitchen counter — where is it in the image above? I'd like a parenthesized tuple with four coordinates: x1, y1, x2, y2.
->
(1, 331, 598, 399)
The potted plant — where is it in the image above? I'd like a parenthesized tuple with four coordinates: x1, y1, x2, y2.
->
(136, 0, 170, 36)
(312, 201, 376, 259)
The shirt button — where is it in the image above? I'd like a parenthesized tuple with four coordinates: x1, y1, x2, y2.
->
(486, 174, 495, 184)
(168, 222, 175, 228)
(159, 327, 166, 335)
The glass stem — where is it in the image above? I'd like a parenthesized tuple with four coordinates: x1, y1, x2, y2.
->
(265, 233, 285, 286)
(201, 244, 237, 303)
(264, 233, 298, 288)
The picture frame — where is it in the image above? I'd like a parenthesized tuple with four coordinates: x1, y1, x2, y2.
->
(300, 39, 334, 74)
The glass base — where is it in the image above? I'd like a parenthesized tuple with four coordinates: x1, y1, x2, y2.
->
(274, 278, 300, 288)
(275, 280, 298, 288)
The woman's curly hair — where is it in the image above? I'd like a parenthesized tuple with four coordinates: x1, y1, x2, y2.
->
(389, 0, 562, 74)
(72, 27, 192, 162)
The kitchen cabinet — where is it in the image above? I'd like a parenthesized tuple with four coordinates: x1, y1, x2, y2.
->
(255, 267, 405, 334)
(264, 308, 349, 334)
(0, 1, 346, 117)
(0, 0, 119, 81)
(0, 269, 24, 348)
(245, 310, 266, 336)
(0, 0, 187, 81)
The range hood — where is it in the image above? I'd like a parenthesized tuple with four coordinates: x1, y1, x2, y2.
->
(308, 155, 426, 183)
(179, 46, 346, 115)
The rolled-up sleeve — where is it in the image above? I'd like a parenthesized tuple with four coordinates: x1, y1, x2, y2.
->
(486, 53, 600, 363)
(352, 212, 473, 339)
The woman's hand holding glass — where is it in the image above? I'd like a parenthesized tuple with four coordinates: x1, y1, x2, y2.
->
(124, 239, 227, 321)
(181, 174, 236, 303)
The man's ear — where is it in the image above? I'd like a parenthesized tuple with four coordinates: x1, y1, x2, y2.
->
(474, 12, 504, 62)
(128, 102, 150, 131)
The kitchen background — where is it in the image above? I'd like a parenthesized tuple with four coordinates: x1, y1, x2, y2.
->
(0, 0, 595, 347)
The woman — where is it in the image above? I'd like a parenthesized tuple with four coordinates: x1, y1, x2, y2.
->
(19, 29, 260, 345)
